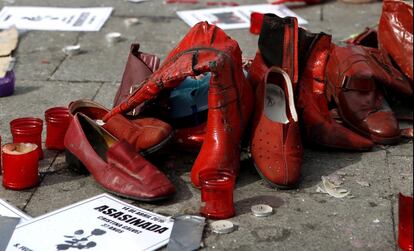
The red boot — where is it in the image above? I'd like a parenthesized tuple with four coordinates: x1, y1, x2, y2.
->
(249, 14, 302, 188)
(103, 22, 254, 188)
(378, 0, 413, 82)
(297, 32, 374, 150)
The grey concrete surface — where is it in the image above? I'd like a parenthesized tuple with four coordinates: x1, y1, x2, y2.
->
(0, 0, 412, 250)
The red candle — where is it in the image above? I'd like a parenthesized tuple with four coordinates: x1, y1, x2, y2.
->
(10, 117, 43, 159)
(398, 193, 413, 251)
(199, 169, 235, 219)
(45, 107, 72, 150)
(2, 143, 39, 190)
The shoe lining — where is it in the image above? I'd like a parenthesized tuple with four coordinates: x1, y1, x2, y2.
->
(264, 84, 289, 124)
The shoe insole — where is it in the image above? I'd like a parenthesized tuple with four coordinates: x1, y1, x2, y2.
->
(264, 84, 289, 124)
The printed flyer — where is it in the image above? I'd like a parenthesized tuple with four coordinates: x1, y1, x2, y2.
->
(6, 194, 174, 251)
(0, 198, 32, 223)
(0, 7, 113, 31)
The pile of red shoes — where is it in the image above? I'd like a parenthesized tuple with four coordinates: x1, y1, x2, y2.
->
(64, 0, 412, 201)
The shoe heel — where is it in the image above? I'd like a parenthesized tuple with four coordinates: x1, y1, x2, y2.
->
(65, 150, 89, 175)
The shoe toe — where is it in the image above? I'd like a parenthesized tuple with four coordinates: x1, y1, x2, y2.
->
(364, 111, 399, 139)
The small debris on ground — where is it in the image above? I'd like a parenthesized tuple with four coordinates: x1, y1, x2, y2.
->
(62, 45, 81, 56)
(316, 176, 350, 198)
(356, 181, 370, 187)
(210, 220, 235, 234)
(124, 18, 140, 27)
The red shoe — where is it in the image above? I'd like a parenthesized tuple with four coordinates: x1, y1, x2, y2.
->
(103, 22, 254, 188)
(173, 122, 206, 150)
(249, 14, 302, 188)
(378, 0, 413, 81)
(64, 113, 175, 201)
(345, 28, 412, 97)
(297, 32, 374, 150)
(326, 45, 401, 145)
(69, 99, 172, 155)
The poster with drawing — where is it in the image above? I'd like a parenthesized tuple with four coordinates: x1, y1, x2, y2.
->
(0, 7, 113, 31)
(0, 198, 32, 223)
(6, 194, 174, 251)
(177, 4, 308, 30)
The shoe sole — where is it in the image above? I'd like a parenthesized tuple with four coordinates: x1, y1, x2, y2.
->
(252, 161, 298, 190)
(65, 148, 175, 202)
(140, 132, 174, 156)
(336, 104, 401, 145)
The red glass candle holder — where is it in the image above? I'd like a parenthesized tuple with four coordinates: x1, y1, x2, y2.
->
(199, 169, 235, 219)
(250, 12, 264, 35)
(10, 117, 43, 159)
(398, 193, 413, 251)
(2, 143, 39, 190)
(45, 107, 72, 150)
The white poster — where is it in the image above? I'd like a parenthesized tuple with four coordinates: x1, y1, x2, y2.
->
(0, 7, 113, 31)
(0, 198, 32, 223)
(177, 4, 308, 30)
(7, 194, 174, 251)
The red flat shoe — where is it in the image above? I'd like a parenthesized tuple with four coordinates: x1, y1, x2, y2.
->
(249, 14, 302, 188)
(69, 99, 172, 155)
(251, 66, 302, 187)
(64, 113, 175, 201)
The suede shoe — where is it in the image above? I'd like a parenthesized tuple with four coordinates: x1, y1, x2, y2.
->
(69, 99, 172, 155)
(249, 14, 302, 188)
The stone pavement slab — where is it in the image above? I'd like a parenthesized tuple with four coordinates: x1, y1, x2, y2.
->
(0, 0, 412, 250)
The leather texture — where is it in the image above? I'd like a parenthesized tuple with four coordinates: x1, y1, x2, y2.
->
(378, 0, 413, 81)
(103, 22, 254, 188)
(297, 33, 374, 150)
(64, 113, 175, 201)
(249, 14, 302, 188)
(68, 99, 172, 154)
(173, 122, 206, 149)
(326, 44, 401, 144)
(113, 44, 161, 115)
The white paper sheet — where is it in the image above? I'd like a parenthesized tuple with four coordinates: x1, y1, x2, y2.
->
(177, 4, 308, 30)
(6, 193, 174, 251)
(0, 7, 113, 31)
(0, 198, 32, 223)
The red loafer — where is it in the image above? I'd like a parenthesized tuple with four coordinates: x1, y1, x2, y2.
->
(69, 99, 172, 155)
(64, 113, 175, 201)
(326, 45, 401, 145)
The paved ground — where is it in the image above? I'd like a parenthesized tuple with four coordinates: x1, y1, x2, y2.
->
(0, 0, 413, 250)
